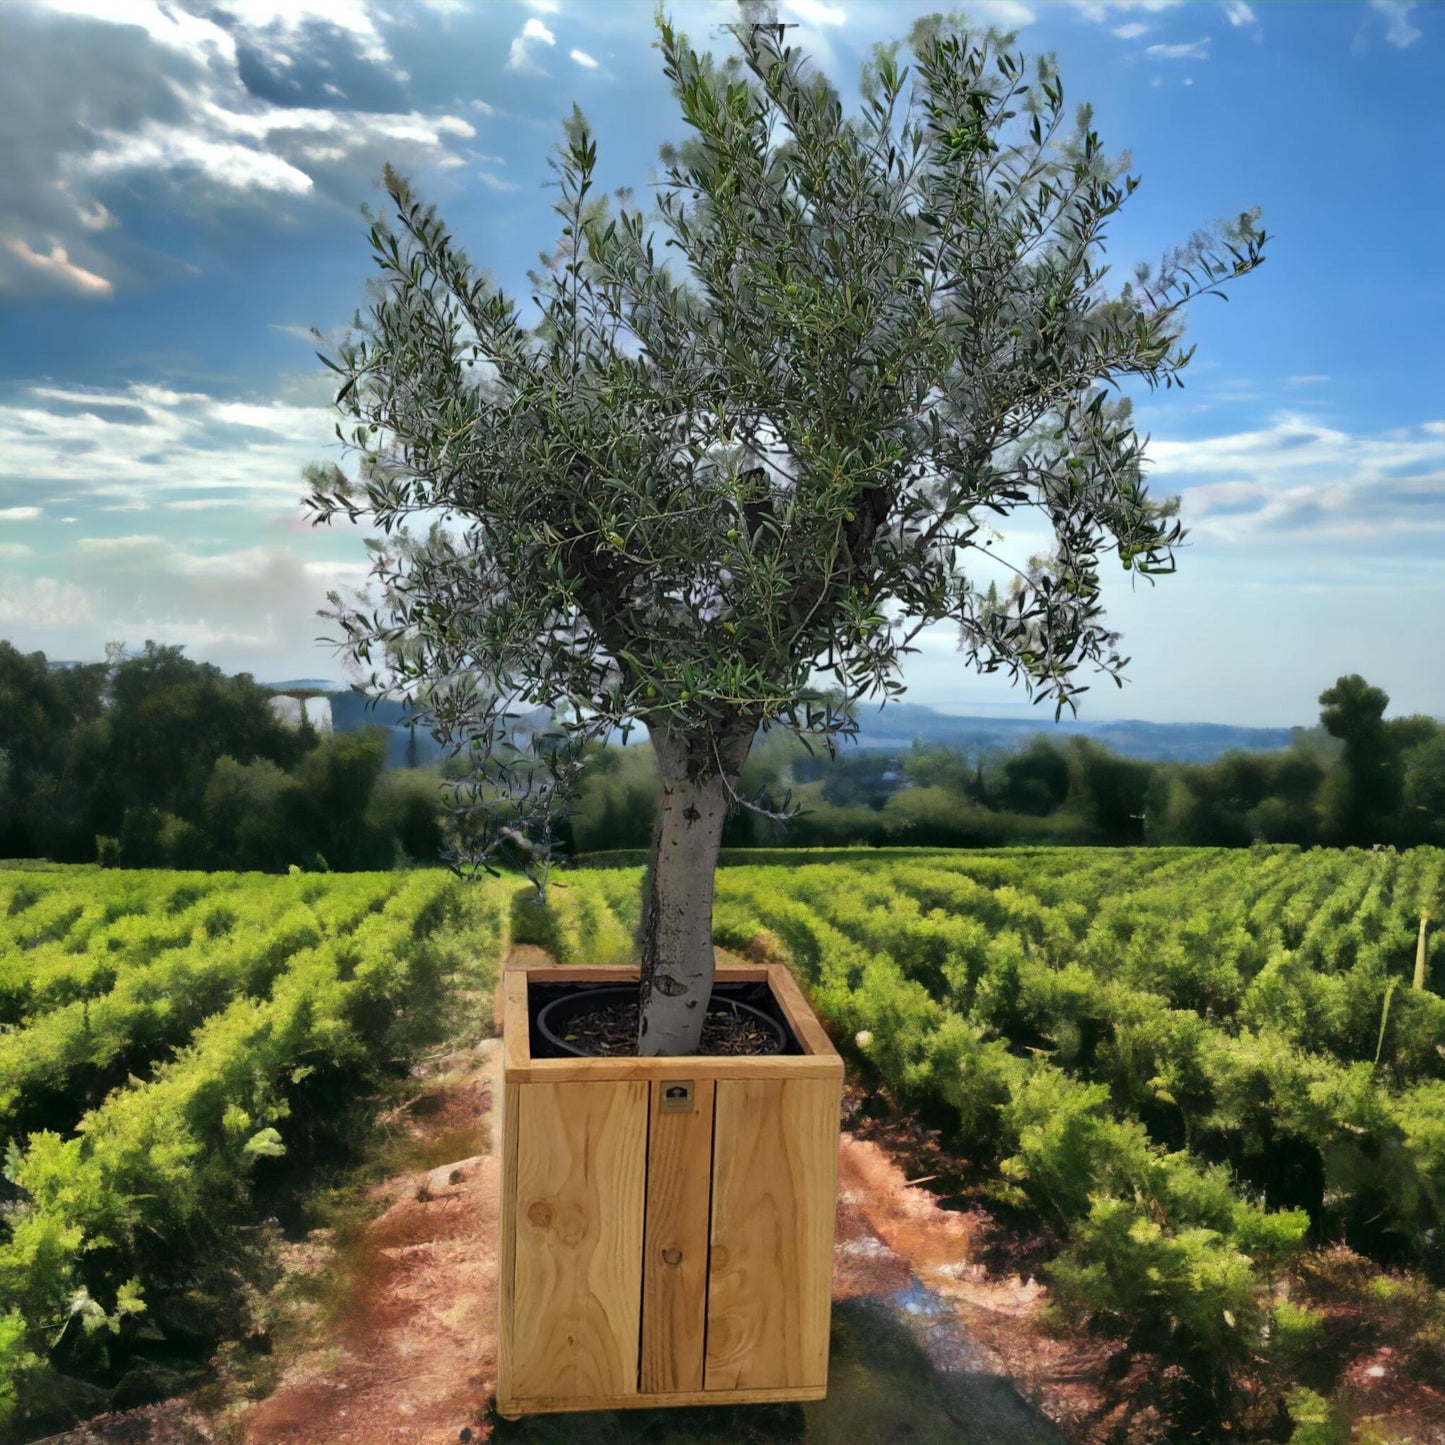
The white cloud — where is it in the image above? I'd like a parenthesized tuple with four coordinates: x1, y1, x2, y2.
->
(1369, 0, 1422, 47)
(210, 399, 333, 432)
(0, 575, 97, 628)
(4, 0, 478, 300)
(211, 0, 397, 71)
(1222, 1, 1256, 24)
(73, 124, 316, 195)
(782, 0, 847, 25)
(32, 0, 237, 68)
(509, 15, 557, 72)
(477, 171, 522, 193)
(185, 96, 475, 148)
(74, 199, 116, 231)
(1114, 22, 1150, 38)
(42, 88, 477, 236)
(0, 533, 364, 661)
(969, 1, 1036, 24)
(1073, 0, 1181, 22)
(1146, 39, 1210, 58)
(3, 240, 112, 296)
(1285, 375, 1330, 387)
(32, 0, 403, 80)
(524, 0, 561, 11)
(569, 48, 599, 68)
(0, 381, 339, 509)
(1146, 413, 1445, 544)
(0, 507, 45, 522)
(0, 544, 35, 559)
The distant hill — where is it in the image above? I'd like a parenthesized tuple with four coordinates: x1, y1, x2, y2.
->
(833, 701, 1296, 764)
(599, 700, 1294, 764)
(305, 684, 1294, 769)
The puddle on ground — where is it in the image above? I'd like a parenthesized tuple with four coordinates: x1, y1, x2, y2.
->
(490, 1276, 1064, 1444)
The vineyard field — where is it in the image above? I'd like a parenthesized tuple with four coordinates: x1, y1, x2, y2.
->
(0, 865, 511, 1438)
(2, 846, 1443, 1439)
(532, 844, 1445, 1429)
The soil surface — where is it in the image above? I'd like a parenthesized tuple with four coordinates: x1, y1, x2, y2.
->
(538, 992, 782, 1056)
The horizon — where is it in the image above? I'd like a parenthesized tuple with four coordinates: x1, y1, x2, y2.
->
(45, 651, 1425, 737)
(2, 0, 1441, 728)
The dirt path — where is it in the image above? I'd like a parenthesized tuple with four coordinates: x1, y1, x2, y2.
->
(238, 1040, 501, 1444)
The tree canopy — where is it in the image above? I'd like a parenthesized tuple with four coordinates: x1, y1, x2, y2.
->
(301, 4, 1266, 1050)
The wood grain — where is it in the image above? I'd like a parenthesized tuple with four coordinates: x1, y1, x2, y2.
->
(501, 970, 530, 1073)
(500, 964, 844, 1415)
(704, 1076, 840, 1392)
(640, 1078, 715, 1393)
(510, 1055, 839, 1084)
(499, 1383, 827, 1415)
(504, 1081, 648, 1405)
(766, 964, 839, 1058)
(496, 1078, 520, 1408)
(497, 1375, 826, 1410)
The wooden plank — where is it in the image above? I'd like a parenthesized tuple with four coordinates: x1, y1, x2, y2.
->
(705, 1076, 840, 1392)
(496, 1078, 521, 1411)
(511, 1054, 840, 1084)
(501, 1383, 828, 1415)
(505, 1081, 649, 1405)
(522, 964, 644, 982)
(640, 1078, 715, 1393)
(767, 965, 842, 1060)
(514, 964, 771, 984)
(502, 970, 531, 1072)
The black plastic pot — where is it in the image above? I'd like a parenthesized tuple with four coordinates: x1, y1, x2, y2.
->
(535, 984, 787, 1058)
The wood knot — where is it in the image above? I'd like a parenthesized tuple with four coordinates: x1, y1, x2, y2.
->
(661, 1247, 683, 1267)
(526, 1200, 555, 1229)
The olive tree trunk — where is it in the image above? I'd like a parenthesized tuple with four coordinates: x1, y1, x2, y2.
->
(636, 718, 756, 1056)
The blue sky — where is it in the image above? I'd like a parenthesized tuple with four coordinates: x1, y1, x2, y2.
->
(1, 0, 1440, 729)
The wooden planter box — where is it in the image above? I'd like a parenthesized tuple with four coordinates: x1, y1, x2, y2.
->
(496, 963, 843, 1417)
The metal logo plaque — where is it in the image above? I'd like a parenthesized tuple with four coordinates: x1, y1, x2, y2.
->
(659, 1080, 695, 1114)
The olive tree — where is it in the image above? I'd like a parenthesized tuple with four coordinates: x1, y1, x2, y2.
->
(301, 5, 1265, 1054)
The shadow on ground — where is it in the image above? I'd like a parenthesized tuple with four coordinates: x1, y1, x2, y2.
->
(490, 1289, 1064, 1444)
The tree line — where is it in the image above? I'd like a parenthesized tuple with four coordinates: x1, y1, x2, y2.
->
(562, 672, 1445, 855)
(0, 640, 443, 871)
(2, 640, 1440, 868)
